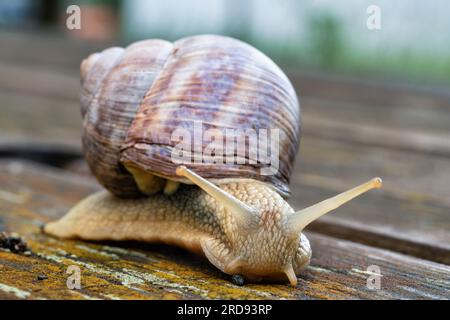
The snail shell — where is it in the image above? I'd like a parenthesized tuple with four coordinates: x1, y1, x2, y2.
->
(80, 35, 300, 198)
(45, 35, 382, 286)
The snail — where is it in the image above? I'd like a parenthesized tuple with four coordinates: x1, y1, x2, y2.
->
(44, 35, 382, 286)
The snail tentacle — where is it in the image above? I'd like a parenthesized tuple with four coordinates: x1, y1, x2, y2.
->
(289, 178, 383, 233)
(44, 34, 384, 286)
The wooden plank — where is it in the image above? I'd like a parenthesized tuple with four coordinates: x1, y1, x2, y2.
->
(0, 63, 79, 101)
(0, 29, 112, 72)
(290, 138, 450, 264)
(3, 88, 447, 165)
(291, 71, 450, 110)
(2, 72, 448, 264)
(62, 136, 450, 209)
(0, 160, 448, 299)
(1, 29, 448, 268)
(302, 95, 450, 135)
(59, 135, 450, 264)
(2, 64, 450, 157)
(1, 27, 449, 108)
(2, 30, 449, 157)
(299, 136, 450, 206)
(292, 72, 450, 156)
(0, 88, 82, 162)
(1, 28, 448, 109)
(302, 101, 450, 157)
(58, 149, 450, 264)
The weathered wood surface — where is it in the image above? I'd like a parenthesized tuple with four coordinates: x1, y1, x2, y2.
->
(1, 29, 450, 299)
(62, 148, 450, 265)
(2, 32, 449, 262)
(0, 160, 449, 300)
(294, 138, 450, 264)
(0, 29, 112, 72)
(2, 28, 450, 155)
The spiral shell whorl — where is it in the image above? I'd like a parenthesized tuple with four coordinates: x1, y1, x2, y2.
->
(122, 35, 300, 197)
(81, 40, 173, 197)
(80, 35, 300, 198)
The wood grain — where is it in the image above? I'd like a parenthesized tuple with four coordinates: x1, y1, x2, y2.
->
(0, 30, 111, 72)
(0, 63, 79, 101)
(1, 29, 450, 299)
(0, 89, 81, 146)
(0, 160, 449, 300)
(290, 136, 450, 265)
(291, 71, 450, 110)
(58, 144, 450, 265)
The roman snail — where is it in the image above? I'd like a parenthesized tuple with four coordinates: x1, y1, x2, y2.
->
(44, 35, 382, 286)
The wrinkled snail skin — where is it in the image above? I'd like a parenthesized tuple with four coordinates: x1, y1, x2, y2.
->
(44, 166, 382, 286)
(44, 180, 312, 284)
(44, 34, 383, 286)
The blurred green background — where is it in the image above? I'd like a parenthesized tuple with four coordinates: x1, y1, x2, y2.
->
(1, 0, 449, 85)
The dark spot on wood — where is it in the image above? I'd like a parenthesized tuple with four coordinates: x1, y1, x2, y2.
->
(37, 274, 48, 281)
(0, 231, 30, 254)
(231, 275, 245, 286)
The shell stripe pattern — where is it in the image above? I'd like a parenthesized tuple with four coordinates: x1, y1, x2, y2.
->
(81, 35, 300, 198)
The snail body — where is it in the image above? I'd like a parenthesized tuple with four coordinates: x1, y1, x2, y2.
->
(44, 35, 382, 286)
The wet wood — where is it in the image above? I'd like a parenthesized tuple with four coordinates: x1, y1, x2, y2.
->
(0, 160, 448, 300)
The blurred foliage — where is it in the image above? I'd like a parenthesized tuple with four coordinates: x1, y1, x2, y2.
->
(252, 10, 450, 86)
(0, 0, 450, 84)
(306, 13, 343, 69)
(337, 47, 450, 85)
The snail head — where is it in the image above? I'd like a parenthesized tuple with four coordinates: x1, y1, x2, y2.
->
(176, 166, 382, 286)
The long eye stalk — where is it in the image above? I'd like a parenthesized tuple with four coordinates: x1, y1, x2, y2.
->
(291, 177, 382, 232)
(176, 166, 255, 225)
(284, 264, 298, 286)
